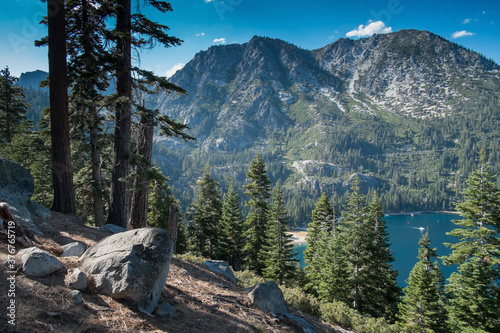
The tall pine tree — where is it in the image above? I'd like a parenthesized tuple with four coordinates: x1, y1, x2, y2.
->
(364, 192, 400, 320)
(443, 150, 500, 332)
(304, 192, 335, 294)
(0, 67, 29, 143)
(398, 232, 447, 332)
(219, 181, 245, 269)
(262, 182, 298, 285)
(186, 165, 222, 258)
(243, 153, 271, 275)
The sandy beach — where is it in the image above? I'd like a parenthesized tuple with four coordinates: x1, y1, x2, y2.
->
(288, 231, 308, 244)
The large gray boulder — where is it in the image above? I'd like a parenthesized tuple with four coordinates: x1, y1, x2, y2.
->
(0, 158, 34, 204)
(248, 281, 288, 314)
(203, 260, 237, 284)
(79, 228, 174, 314)
(18, 247, 65, 277)
(0, 159, 42, 235)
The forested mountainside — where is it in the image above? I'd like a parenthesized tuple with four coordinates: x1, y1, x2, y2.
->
(22, 29, 500, 225)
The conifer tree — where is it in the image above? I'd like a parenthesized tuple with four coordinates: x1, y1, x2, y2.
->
(364, 192, 400, 320)
(399, 232, 447, 332)
(40, 0, 77, 215)
(262, 182, 298, 285)
(316, 212, 349, 303)
(65, 0, 112, 226)
(0, 67, 29, 143)
(243, 153, 271, 274)
(304, 192, 335, 293)
(443, 150, 500, 332)
(186, 165, 222, 258)
(219, 181, 245, 268)
(340, 177, 372, 312)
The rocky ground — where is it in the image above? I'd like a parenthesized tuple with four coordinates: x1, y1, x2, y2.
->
(0, 210, 345, 333)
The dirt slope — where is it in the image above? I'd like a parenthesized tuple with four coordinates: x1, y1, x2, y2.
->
(0, 211, 345, 333)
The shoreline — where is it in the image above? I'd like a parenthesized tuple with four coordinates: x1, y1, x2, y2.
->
(384, 210, 460, 216)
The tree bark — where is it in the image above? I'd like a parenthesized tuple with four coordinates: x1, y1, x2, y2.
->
(90, 116, 105, 227)
(167, 206, 179, 253)
(47, 0, 75, 215)
(128, 110, 154, 229)
(107, 0, 132, 227)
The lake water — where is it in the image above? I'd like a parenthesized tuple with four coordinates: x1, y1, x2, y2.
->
(294, 213, 460, 287)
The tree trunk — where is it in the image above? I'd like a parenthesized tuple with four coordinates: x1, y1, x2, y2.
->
(128, 110, 154, 229)
(107, 0, 132, 227)
(90, 117, 104, 227)
(47, 0, 76, 215)
(167, 206, 179, 253)
(82, 0, 104, 227)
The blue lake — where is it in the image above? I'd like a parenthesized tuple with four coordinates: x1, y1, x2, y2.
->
(294, 213, 460, 287)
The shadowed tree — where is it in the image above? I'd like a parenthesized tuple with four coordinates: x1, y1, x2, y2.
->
(47, 0, 75, 215)
(0, 67, 29, 143)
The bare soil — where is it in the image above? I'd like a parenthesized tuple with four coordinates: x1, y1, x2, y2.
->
(0, 210, 345, 333)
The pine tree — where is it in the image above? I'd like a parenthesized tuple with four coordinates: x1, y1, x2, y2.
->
(0, 67, 29, 143)
(186, 165, 222, 258)
(340, 177, 372, 312)
(262, 182, 298, 285)
(46, 0, 76, 215)
(304, 192, 335, 293)
(243, 153, 271, 275)
(219, 181, 245, 269)
(65, 0, 112, 226)
(316, 215, 349, 303)
(398, 232, 447, 332)
(443, 150, 500, 332)
(107, 0, 133, 227)
(364, 192, 401, 320)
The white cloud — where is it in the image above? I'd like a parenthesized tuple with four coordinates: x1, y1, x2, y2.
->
(346, 21, 392, 38)
(196, 32, 205, 37)
(213, 38, 226, 44)
(204, 0, 214, 2)
(166, 63, 185, 78)
(463, 18, 471, 24)
(452, 30, 476, 38)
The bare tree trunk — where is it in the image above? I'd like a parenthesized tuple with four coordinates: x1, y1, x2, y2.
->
(128, 110, 154, 229)
(90, 117, 104, 227)
(47, 0, 75, 215)
(81, 0, 104, 227)
(167, 206, 179, 253)
(107, 0, 132, 227)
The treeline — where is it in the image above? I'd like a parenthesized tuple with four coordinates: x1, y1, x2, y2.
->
(179, 150, 500, 332)
(0, 0, 193, 230)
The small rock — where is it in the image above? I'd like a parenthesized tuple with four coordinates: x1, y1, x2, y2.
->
(70, 290, 83, 304)
(154, 302, 177, 317)
(203, 260, 237, 284)
(18, 247, 65, 277)
(100, 224, 127, 234)
(64, 268, 87, 291)
(61, 242, 86, 257)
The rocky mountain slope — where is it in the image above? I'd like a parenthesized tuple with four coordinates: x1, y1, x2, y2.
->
(148, 29, 500, 221)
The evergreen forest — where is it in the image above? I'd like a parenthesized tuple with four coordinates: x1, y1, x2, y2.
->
(0, 1, 499, 332)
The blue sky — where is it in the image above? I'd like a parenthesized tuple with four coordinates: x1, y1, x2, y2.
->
(1, 0, 499, 78)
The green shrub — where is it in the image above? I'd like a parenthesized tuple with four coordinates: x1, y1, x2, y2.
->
(175, 252, 208, 265)
(281, 286, 321, 317)
(320, 301, 399, 333)
(234, 270, 266, 288)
